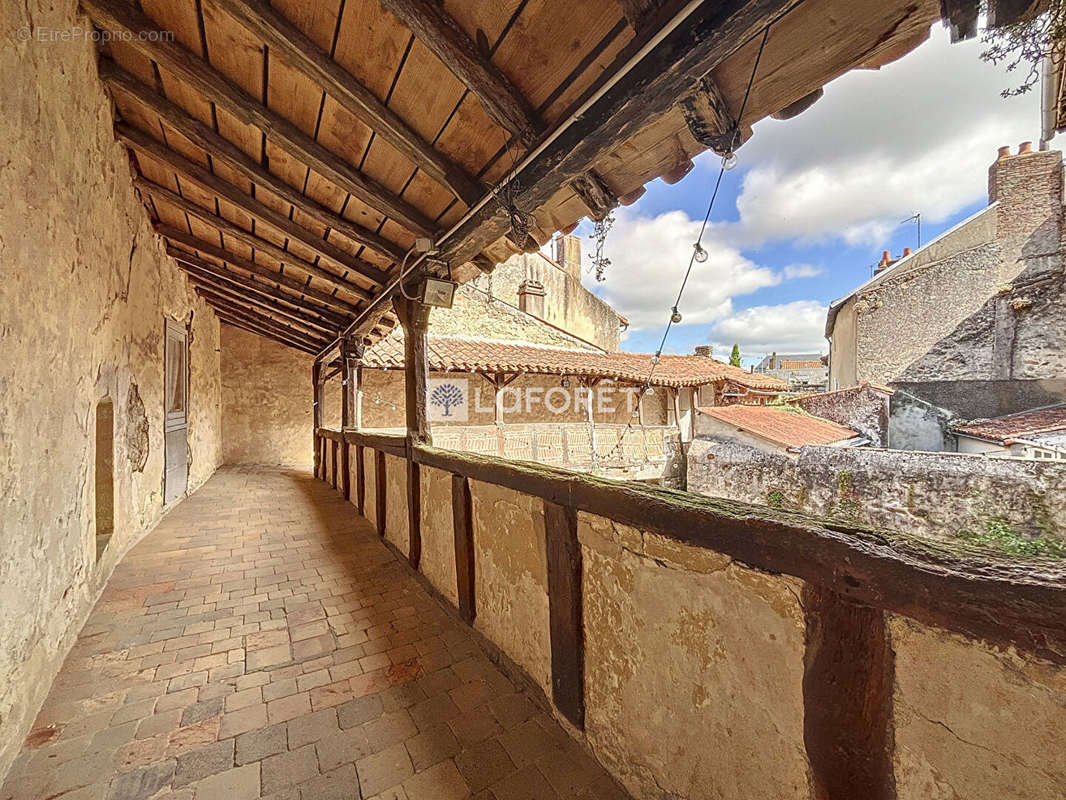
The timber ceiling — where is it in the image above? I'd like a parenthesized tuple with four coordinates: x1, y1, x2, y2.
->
(83, 0, 1004, 357)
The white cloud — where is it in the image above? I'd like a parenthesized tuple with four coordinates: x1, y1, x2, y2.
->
(710, 300, 829, 355)
(594, 208, 780, 331)
(716, 25, 1040, 248)
(783, 264, 822, 279)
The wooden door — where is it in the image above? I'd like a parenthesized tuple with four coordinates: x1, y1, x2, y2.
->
(164, 318, 189, 505)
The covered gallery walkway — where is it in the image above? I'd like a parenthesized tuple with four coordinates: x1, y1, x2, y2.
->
(1, 469, 621, 800)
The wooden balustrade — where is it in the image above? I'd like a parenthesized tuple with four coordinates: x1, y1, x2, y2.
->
(312, 425, 1066, 799)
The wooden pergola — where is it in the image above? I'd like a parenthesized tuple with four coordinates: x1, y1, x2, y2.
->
(82, 0, 1027, 452)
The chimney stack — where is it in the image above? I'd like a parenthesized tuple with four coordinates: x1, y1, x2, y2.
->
(553, 234, 582, 280)
(874, 250, 894, 275)
(694, 345, 713, 358)
(988, 143, 1064, 239)
(903, 247, 912, 256)
(518, 279, 545, 319)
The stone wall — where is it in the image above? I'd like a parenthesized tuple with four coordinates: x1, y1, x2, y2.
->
(0, 0, 223, 780)
(795, 384, 890, 446)
(688, 439, 1066, 542)
(221, 325, 312, 467)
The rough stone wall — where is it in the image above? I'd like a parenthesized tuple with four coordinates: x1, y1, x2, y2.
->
(221, 325, 312, 467)
(890, 615, 1066, 799)
(688, 439, 1066, 542)
(469, 480, 552, 695)
(579, 513, 810, 799)
(0, 0, 223, 781)
(795, 384, 890, 446)
(471, 252, 622, 351)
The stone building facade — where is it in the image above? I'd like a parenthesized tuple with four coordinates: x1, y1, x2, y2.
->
(826, 144, 1066, 418)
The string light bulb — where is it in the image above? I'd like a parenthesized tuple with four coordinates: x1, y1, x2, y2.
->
(693, 242, 708, 263)
(670, 306, 682, 324)
(722, 151, 739, 171)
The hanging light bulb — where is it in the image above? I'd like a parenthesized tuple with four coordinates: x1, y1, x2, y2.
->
(722, 151, 739, 171)
(693, 242, 708, 263)
(670, 306, 683, 324)
(651, 353, 661, 364)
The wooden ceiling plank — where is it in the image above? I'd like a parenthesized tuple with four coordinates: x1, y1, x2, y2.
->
(82, 0, 438, 238)
(196, 288, 331, 346)
(183, 270, 340, 336)
(101, 60, 405, 262)
(159, 224, 362, 315)
(211, 0, 483, 205)
(377, 0, 541, 145)
(117, 122, 391, 286)
(138, 176, 375, 300)
(170, 248, 349, 329)
(219, 317, 319, 354)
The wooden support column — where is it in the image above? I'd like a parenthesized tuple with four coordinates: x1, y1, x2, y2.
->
(331, 440, 339, 489)
(356, 445, 366, 513)
(393, 294, 430, 569)
(802, 585, 895, 800)
(312, 362, 322, 479)
(341, 338, 364, 502)
(543, 500, 584, 729)
(452, 474, 475, 624)
(375, 449, 387, 537)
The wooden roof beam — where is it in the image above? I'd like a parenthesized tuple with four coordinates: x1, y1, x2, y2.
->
(99, 60, 406, 262)
(209, 0, 483, 206)
(377, 0, 542, 146)
(219, 317, 319, 355)
(159, 225, 361, 317)
(679, 74, 750, 156)
(569, 170, 617, 222)
(119, 124, 391, 287)
(82, 0, 437, 237)
(136, 177, 374, 300)
(178, 262, 344, 335)
(197, 289, 330, 347)
(168, 247, 349, 328)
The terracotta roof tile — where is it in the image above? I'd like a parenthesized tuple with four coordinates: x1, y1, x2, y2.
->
(698, 404, 860, 448)
(953, 404, 1066, 444)
(364, 334, 786, 390)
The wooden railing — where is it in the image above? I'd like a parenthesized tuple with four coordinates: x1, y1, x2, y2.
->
(314, 426, 1066, 800)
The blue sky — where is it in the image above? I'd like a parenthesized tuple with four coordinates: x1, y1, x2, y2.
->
(568, 24, 1041, 364)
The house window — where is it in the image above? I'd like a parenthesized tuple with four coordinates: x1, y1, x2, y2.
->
(94, 398, 114, 560)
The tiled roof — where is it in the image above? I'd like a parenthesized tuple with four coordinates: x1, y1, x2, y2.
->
(952, 404, 1066, 444)
(364, 334, 787, 390)
(778, 360, 825, 369)
(698, 404, 860, 448)
(796, 381, 895, 401)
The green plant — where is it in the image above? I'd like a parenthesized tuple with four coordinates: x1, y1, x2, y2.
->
(729, 344, 742, 368)
(955, 518, 1066, 559)
(766, 490, 784, 508)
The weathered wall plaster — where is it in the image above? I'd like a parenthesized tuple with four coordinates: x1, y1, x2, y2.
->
(418, 466, 458, 604)
(891, 615, 1066, 799)
(363, 447, 378, 530)
(469, 480, 552, 695)
(0, 0, 223, 780)
(221, 325, 312, 467)
(688, 439, 1066, 542)
(384, 454, 407, 555)
(579, 512, 810, 799)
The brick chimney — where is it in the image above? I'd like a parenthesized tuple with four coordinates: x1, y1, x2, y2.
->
(694, 345, 713, 358)
(988, 142, 1064, 245)
(553, 233, 582, 280)
(873, 250, 893, 275)
(518, 279, 545, 318)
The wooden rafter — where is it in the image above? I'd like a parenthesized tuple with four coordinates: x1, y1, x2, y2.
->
(160, 226, 362, 317)
(179, 264, 342, 336)
(82, 0, 437, 238)
(209, 305, 325, 352)
(209, 0, 483, 206)
(136, 178, 375, 300)
(119, 124, 391, 288)
(168, 248, 348, 329)
(569, 170, 617, 222)
(99, 59, 406, 264)
(197, 288, 330, 347)
(220, 317, 318, 355)
(377, 0, 542, 146)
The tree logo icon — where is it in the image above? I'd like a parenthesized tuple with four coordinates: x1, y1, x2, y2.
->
(428, 378, 468, 421)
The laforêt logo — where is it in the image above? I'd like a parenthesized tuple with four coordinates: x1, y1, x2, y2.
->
(428, 378, 468, 421)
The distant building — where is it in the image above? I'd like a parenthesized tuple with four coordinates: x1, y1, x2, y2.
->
(825, 143, 1066, 419)
(695, 404, 866, 455)
(753, 352, 828, 393)
(953, 404, 1066, 460)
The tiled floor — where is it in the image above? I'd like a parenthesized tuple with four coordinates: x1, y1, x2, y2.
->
(2, 467, 626, 800)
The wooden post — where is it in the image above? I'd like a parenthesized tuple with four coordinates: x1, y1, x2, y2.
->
(341, 337, 364, 502)
(375, 449, 387, 537)
(544, 499, 584, 729)
(452, 474, 475, 623)
(356, 444, 366, 513)
(312, 362, 322, 478)
(393, 293, 430, 568)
